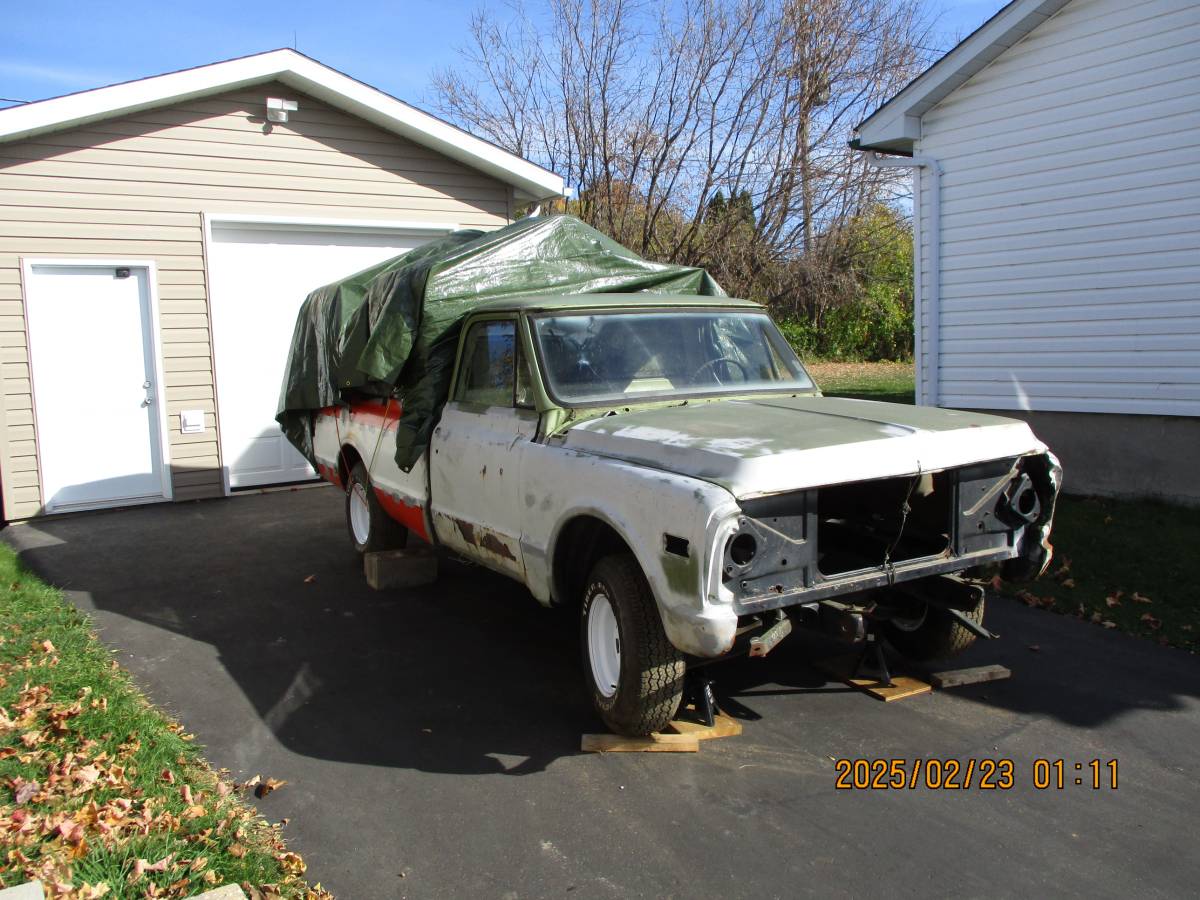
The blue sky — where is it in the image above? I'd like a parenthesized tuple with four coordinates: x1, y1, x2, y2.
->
(2, 0, 1010, 108)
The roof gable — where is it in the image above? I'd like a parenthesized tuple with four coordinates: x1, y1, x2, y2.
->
(854, 0, 1073, 153)
(0, 49, 563, 201)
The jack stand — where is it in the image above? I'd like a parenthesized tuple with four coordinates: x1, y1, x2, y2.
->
(682, 673, 718, 727)
(853, 631, 894, 688)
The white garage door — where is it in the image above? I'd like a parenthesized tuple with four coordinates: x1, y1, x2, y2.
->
(208, 222, 434, 489)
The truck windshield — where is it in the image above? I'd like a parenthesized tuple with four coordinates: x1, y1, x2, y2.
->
(532, 309, 815, 405)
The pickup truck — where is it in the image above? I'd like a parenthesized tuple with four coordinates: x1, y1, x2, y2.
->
(313, 293, 1060, 735)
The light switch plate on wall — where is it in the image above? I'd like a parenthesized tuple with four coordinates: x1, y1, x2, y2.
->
(180, 409, 205, 434)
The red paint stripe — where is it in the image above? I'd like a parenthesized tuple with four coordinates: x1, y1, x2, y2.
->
(374, 487, 431, 543)
(316, 462, 343, 490)
(319, 398, 403, 432)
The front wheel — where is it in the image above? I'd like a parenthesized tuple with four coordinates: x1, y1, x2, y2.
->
(581, 554, 685, 736)
(883, 595, 985, 662)
(345, 462, 408, 554)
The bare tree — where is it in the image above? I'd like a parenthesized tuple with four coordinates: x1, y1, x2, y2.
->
(432, 0, 932, 303)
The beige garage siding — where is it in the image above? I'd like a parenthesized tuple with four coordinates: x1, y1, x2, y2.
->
(0, 82, 512, 519)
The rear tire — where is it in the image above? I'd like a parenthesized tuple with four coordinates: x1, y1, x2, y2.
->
(883, 595, 985, 662)
(345, 462, 408, 554)
(581, 554, 685, 736)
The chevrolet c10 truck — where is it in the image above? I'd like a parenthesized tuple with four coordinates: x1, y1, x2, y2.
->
(312, 294, 1060, 735)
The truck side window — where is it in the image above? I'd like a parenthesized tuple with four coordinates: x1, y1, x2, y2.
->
(457, 320, 516, 406)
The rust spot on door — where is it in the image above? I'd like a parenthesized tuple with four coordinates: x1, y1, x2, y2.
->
(480, 532, 517, 561)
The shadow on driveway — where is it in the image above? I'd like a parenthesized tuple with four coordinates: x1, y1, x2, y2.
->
(5, 486, 1197, 767)
(5, 487, 595, 777)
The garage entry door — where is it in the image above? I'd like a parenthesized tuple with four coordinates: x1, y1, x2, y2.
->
(208, 222, 436, 489)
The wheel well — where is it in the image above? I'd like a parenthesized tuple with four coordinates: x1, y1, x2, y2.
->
(552, 515, 635, 607)
(337, 444, 363, 487)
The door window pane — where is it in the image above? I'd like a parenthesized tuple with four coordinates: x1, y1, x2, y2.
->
(457, 320, 516, 406)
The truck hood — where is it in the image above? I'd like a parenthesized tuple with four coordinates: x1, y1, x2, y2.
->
(561, 395, 1046, 498)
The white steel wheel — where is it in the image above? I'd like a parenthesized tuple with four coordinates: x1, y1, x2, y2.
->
(349, 481, 372, 546)
(586, 592, 621, 699)
(580, 555, 686, 736)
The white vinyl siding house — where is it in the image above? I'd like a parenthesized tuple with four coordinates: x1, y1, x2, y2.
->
(855, 0, 1200, 502)
(0, 51, 563, 519)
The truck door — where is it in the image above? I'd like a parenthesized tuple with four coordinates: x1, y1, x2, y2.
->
(429, 317, 537, 578)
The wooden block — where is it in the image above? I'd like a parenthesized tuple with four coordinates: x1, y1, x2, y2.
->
(844, 675, 932, 702)
(929, 664, 1011, 689)
(364, 547, 438, 590)
(817, 654, 932, 702)
(663, 712, 743, 741)
(581, 733, 700, 753)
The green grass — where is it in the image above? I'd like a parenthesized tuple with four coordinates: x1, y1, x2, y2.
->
(0, 544, 322, 899)
(805, 360, 915, 405)
(1005, 495, 1199, 652)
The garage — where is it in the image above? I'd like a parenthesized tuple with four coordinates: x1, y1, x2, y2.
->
(207, 220, 442, 489)
(0, 49, 563, 519)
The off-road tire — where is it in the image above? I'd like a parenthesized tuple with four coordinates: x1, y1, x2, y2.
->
(581, 554, 686, 736)
(345, 462, 408, 554)
(883, 595, 985, 662)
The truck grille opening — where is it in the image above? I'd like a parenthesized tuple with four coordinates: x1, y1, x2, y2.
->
(817, 473, 953, 577)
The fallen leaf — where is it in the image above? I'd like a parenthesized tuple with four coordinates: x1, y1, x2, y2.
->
(58, 820, 85, 844)
(184, 804, 206, 819)
(240, 774, 262, 793)
(189, 856, 209, 873)
(203, 870, 220, 886)
(1103, 515, 1113, 525)
(13, 778, 40, 804)
(1016, 590, 1039, 607)
(132, 854, 175, 879)
(1101, 620, 1118, 629)
(1105, 592, 1123, 608)
(1028, 644, 1041, 652)
(303, 575, 317, 584)
(1061, 578, 1076, 589)
(1140, 613, 1162, 630)
(255, 777, 288, 799)
(180, 784, 194, 805)
(1132, 592, 1152, 605)
(1090, 611, 1102, 624)
(228, 843, 248, 858)
(279, 852, 307, 876)
(160, 769, 175, 785)
(40, 639, 56, 653)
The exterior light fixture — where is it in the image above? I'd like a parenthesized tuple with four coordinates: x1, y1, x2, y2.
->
(266, 97, 298, 123)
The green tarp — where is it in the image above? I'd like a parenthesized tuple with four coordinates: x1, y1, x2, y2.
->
(276, 214, 724, 471)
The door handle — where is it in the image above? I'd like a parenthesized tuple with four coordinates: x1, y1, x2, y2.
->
(141, 397, 154, 408)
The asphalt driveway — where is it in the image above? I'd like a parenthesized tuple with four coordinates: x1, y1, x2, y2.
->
(4, 487, 1198, 898)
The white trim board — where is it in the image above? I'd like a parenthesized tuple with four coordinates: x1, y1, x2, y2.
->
(0, 49, 565, 202)
(20, 257, 174, 513)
